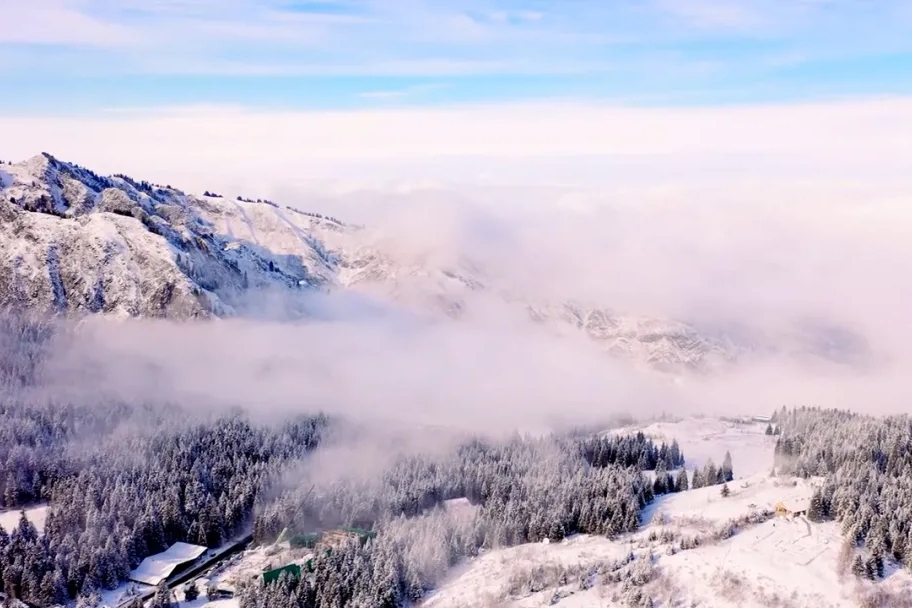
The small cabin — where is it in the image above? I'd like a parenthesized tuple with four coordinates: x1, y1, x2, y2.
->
(774, 500, 808, 518)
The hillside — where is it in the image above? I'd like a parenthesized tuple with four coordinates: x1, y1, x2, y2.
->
(0, 153, 867, 373)
(422, 418, 912, 608)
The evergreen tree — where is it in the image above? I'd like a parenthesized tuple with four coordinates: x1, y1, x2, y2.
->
(675, 468, 689, 492)
(665, 472, 676, 494)
(184, 581, 199, 602)
(720, 483, 731, 498)
(150, 580, 173, 608)
(866, 552, 884, 580)
(807, 489, 826, 522)
(653, 461, 667, 495)
(851, 555, 867, 578)
(891, 529, 908, 564)
(691, 468, 704, 489)
(670, 440, 683, 467)
(721, 451, 734, 483)
(702, 461, 718, 487)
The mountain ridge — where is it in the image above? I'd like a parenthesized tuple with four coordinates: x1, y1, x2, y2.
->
(0, 153, 868, 373)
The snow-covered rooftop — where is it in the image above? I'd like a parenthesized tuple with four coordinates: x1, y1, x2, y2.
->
(129, 542, 208, 586)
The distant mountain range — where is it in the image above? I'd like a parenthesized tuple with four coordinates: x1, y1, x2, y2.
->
(0, 153, 869, 373)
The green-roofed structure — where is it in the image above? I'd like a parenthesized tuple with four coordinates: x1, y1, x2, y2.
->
(262, 563, 302, 585)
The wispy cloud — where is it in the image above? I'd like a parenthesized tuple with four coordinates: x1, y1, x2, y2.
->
(1, 1, 911, 108)
(0, 0, 139, 47)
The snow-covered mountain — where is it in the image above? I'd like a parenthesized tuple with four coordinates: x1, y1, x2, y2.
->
(0, 153, 335, 318)
(0, 153, 867, 372)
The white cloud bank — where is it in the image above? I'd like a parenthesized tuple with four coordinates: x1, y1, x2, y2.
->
(7, 97, 912, 428)
(2, 97, 912, 193)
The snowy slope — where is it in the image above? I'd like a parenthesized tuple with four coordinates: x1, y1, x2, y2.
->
(0, 154, 328, 318)
(0, 154, 870, 373)
(423, 418, 912, 608)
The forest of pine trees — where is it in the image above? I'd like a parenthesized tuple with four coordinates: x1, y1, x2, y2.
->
(0, 392, 692, 607)
(0, 396, 326, 606)
(774, 406, 912, 579)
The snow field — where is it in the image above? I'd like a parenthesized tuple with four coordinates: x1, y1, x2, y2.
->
(0, 504, 49, 535)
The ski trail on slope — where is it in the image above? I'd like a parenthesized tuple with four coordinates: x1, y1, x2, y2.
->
(232, 200, 259, 245)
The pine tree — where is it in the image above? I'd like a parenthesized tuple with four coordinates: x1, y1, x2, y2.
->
(675, 468, 689, 492)
(39, 569, 68, 606)
(891, 530, 908, 564)
(151, 579, 173, 608)
(721, 451, 734, 482)
(703, 461, 718, 487)
(691, 468, 703, 489)
(720, 483, 731, 498)
(670, 439, 683, 467)
(765, 423, 773, 436)
(851, 555, 867, 578)
(866, 552, 884, 580)
(807, 489, 825, 522)
(184, 581, 199, 602)
(653, 461, 667, 495)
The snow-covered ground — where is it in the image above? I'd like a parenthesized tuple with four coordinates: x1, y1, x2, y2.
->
(0, 504, 49, 535)
(423, 417, 912, 608)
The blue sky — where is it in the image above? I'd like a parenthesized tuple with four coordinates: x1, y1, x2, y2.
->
(1, 0, 911, 113)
